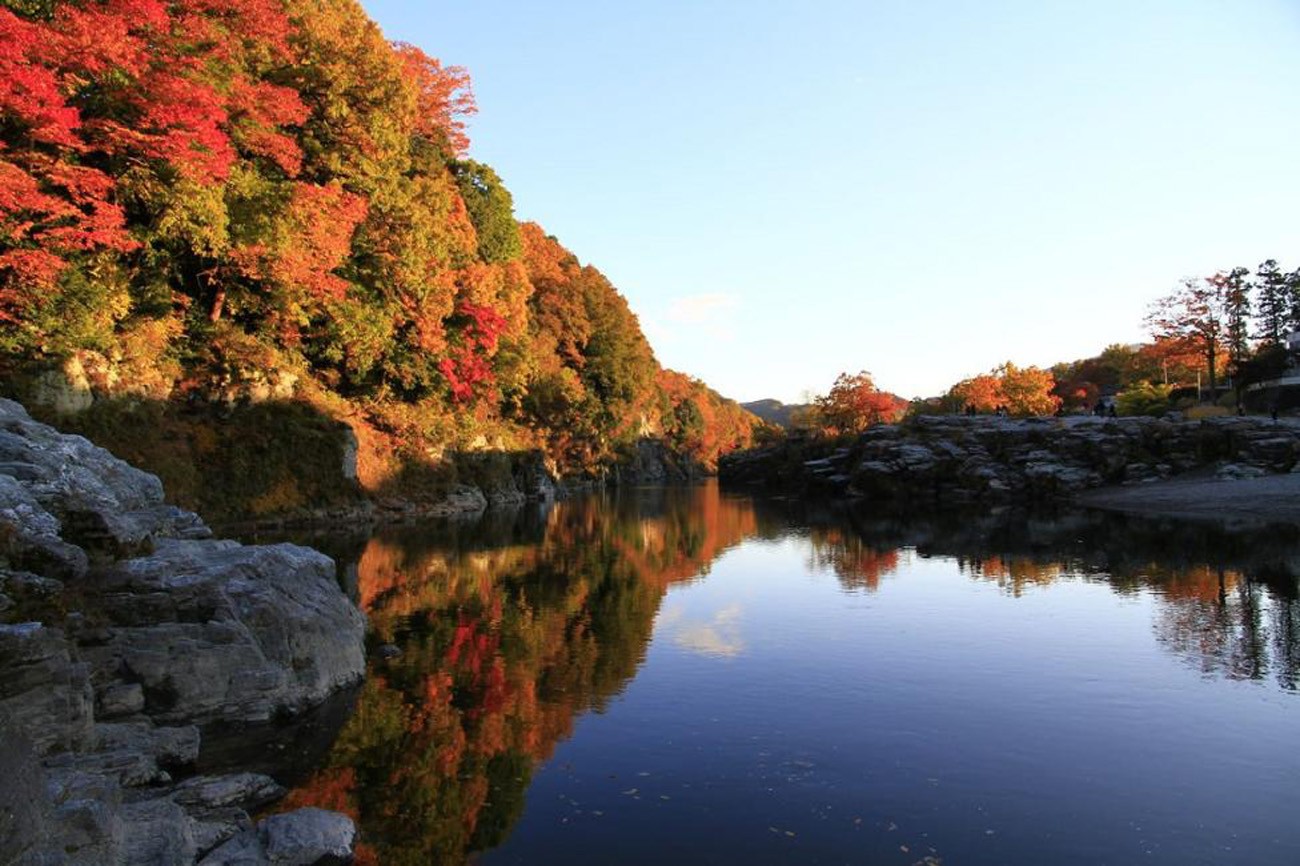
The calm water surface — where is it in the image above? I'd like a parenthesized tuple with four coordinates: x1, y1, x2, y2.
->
(274, 483, 1299, 866)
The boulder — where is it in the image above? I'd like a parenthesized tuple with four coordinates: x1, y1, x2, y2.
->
(200, 808, 356, 866)
(79, 539, 365, 726)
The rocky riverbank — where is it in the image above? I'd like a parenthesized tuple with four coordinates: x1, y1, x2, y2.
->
(0, 399, 366, 865)
(721, 415, 1300, 517)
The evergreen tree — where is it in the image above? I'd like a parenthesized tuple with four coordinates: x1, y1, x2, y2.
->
(1215, 267, 1251, 367)
(1288, 266, 1300, 336)
(1253, 259, 1289, 346)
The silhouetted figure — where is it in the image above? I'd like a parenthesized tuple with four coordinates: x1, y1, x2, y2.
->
(1107, 404, 1117, 419)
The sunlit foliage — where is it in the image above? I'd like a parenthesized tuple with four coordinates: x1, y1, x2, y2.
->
(945, 362, 1060, 416)
(0, 0, 754, 493)
(812, 370, 907, 434)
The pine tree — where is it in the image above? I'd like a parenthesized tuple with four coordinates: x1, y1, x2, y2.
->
(1253, 259, 1289, 346)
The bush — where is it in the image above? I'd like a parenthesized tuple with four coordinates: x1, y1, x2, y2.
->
(1116, 381, 1174, 416)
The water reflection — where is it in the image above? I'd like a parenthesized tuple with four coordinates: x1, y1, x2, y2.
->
(785, 502, 1300, 691)
(277, 486, 758, 865)
(276, 484, 1299, 864)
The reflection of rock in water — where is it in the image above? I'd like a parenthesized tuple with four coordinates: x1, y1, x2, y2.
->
(196, 682, 362, 787)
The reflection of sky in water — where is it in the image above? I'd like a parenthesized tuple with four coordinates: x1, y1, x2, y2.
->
(484, 528, 1300, 866)
(660, 602, 746, 659)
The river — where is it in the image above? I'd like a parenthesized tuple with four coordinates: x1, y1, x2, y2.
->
(252, 481, 1300, 865)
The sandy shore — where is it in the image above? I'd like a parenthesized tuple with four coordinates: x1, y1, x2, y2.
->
(1074, 472, 1300, 525)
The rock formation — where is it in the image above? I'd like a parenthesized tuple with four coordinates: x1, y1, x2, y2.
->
(0, 399, 366, 865)
(721, 415, 1300, 505)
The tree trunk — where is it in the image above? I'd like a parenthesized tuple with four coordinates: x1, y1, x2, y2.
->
(209, 286, 226, 323)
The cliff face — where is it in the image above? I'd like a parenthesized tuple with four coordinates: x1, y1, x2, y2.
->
(0, 399, 366, 865)
(721, 415, 1300, 506)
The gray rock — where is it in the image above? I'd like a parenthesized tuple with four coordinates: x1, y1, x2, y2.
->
(96, 683, 145, 719)
(172, 773, 285, 812)
(259, 808, 356, 865)
(120, 798, 197, 866)
(0, 623, 94, 755)
(200, 809, 356, 866)
(43, 722, 199, 787)
(0, 398, 210, 557)
(0, 725, 53, 866)
(190, 807, 255, 860)
(0, 475, 89, 580)
(0, 398, 368, 865)
(84, 539, 365, 726)
(199, 828, 267, 866)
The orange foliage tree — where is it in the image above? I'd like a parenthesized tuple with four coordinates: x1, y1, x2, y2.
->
(946, 362, 1060, 416)
(814, 370, 906, 433)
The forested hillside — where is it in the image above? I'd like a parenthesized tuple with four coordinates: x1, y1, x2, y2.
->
(0, 0, 756, 518)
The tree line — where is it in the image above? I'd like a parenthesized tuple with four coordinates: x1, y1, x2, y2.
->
(801, 259, 1298, 433)
(0, 0, 755, 495)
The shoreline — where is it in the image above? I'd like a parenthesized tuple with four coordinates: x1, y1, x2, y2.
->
(1074, 471, 1300, 526)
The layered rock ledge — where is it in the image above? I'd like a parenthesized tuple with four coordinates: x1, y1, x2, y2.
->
(0, 399, 366, 865)
(721, 415, 1300, 516)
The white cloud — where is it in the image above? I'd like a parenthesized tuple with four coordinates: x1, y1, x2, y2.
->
(671, 603, 745, 658)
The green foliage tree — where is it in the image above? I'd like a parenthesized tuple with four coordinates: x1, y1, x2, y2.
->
(452, 160, 523, 265)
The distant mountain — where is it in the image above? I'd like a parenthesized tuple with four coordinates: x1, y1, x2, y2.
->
(741, 399, 811, 429)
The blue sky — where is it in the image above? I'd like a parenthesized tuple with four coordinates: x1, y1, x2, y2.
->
(362, 1, 1300, 403)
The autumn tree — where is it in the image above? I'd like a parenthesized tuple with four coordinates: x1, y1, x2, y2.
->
(0, 0, 761, 500)
(945, 363, 1059, 416)
(1146, 276, 1232, 394)
(814, 370, 905, 433)
(946, 373, 1002, 414)
(996, 362, 1060, 415)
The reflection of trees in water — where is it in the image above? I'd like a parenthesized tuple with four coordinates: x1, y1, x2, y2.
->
(791, 502, 1300, 692)
(807, 527, 901, 591)
(959, 556, 1073, 596)
(280, 482, 758, 865)
(1152, 566, 1299, 690)
(279, 489, 1300, 862)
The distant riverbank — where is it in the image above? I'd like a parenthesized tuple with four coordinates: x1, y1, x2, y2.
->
(721, 415, 1300, 526)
